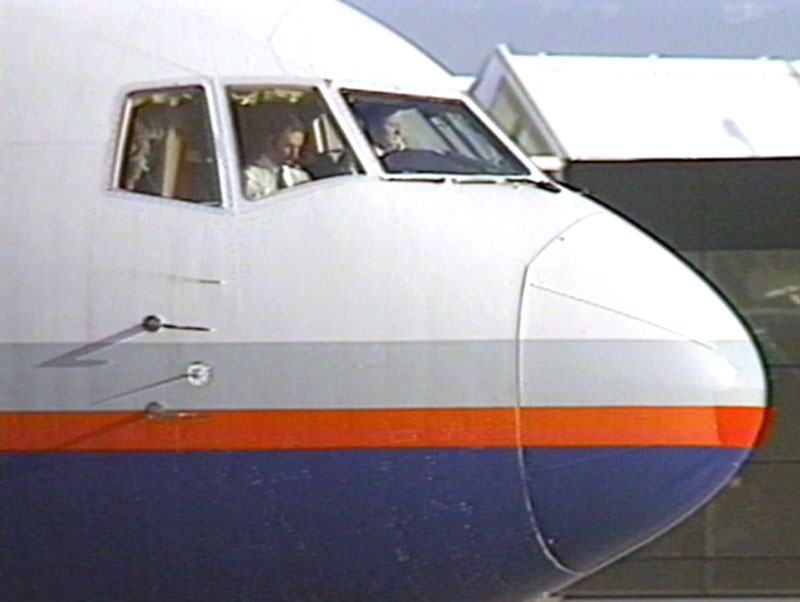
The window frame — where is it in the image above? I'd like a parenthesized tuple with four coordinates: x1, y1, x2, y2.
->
(108, 78, 542, 213)
(219, 77, 369, 206)
(110, 79, 229, 212)
(330, 79, 544, 181)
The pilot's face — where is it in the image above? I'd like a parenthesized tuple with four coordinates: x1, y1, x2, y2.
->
(383, 119, 405, 150)
(277, 129, 305, 162)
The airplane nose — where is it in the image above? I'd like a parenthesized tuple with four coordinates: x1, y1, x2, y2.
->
(517, 212, 767, 574)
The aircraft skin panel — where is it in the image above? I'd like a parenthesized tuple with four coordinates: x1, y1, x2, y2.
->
(0, 406, 767, 452)
(0, 446, 753, 602)
(0, 1, 769, 600)
(0, 341, 765, 413)
(0, 166, 768, 602)
(522, 446, 752, 573)
(0, 0, 448, 151)
(3, 179, 595, 344)
(519, 213, 749, 342)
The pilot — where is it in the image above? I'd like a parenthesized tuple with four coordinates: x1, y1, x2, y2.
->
(369, 110, 410, 156)
(243, 121, 312, 200)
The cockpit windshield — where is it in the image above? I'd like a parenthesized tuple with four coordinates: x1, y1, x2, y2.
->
(342, 90, 530, 177)
(228, 86, 362, 200)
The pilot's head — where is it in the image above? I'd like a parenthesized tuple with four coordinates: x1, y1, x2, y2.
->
(382, 114, 407, 151)
(271, 123, 306, 164)
(370, 110, 409, 153)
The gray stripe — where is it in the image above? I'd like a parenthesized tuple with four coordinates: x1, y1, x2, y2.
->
(0, 342, 517, 412)
(519, 339, 765, 408)
(0, 339, 763, 412)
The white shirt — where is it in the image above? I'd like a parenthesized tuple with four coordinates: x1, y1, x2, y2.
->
(243, 156, 311, 200)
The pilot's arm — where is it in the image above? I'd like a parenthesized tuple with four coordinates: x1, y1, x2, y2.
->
(279, 164, 311, 188)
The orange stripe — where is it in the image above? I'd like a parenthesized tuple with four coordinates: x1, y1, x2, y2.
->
(517, 407, 767, 448)
(0, 407, 767, 452)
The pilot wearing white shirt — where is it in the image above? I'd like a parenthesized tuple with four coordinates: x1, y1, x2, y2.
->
(244, 124, 311, 200)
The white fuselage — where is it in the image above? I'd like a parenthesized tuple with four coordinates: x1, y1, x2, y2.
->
(0, 2, 768, 602)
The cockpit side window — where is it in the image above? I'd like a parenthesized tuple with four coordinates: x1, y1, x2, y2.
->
(228, 87, 362, 201)
(117, 87, 221, 206)
(342, 90, 530, 177)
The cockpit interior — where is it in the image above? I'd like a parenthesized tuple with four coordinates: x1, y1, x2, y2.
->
(115, 82, 534, 208)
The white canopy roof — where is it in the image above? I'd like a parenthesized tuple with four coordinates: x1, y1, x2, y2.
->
(473, 46, 800, 160)
(1, 0, 452, 146)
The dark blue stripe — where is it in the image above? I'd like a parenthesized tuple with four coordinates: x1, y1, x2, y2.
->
(1, 450, 563, 602)
(1, 446, 749, 602)
(523, 446, 752, 572)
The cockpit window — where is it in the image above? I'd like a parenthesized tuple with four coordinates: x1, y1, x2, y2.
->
(118, 87, 221, 205)
(341, 90, 530, 176)
(228, 87, 362, 200)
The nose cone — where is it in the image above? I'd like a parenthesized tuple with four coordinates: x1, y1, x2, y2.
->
(517, 213, 767, 574)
